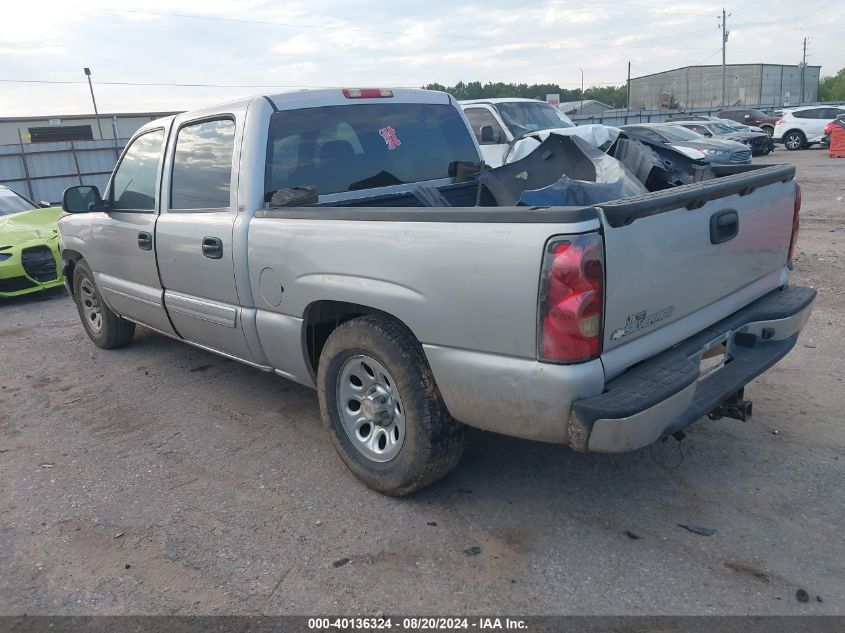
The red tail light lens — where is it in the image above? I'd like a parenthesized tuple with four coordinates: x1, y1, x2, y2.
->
(788, 182, 801, 262)
(538, 234, 604, 363)
(776, 117, 785, 125)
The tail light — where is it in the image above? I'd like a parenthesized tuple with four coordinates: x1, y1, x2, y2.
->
(342, 88, 393, 99)
(538, 234, 604, 363)
(788, 182, 801, 262)
(776, 117, 785, 125)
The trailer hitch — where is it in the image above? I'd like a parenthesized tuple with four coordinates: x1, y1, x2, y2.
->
(707, 388, 753, 422)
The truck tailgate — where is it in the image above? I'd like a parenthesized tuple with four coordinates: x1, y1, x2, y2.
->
(597, 164, 797, 376)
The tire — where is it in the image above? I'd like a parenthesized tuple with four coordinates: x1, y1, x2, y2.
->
(762, 125, 774, 137)
(317, 315, 466, 496)
(72, 259, 135, 349)
(783, 130, 805, 151)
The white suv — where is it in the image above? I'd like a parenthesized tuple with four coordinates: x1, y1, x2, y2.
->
(774, 105, 845, 150)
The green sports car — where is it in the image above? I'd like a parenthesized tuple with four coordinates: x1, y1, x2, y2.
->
(0, 185, 64, 298)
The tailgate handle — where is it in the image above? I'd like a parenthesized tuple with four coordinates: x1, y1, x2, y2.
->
(710, 210, 739, 244)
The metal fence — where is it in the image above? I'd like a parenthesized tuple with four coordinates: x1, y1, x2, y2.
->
(0, 138, 127, 204)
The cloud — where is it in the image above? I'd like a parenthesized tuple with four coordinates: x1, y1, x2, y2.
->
(0, 0, 842, 116)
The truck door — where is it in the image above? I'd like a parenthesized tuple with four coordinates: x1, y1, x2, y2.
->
(86, 126, 177, 336)
(463, 106, 510, 167)
(155, 115, 254, 361)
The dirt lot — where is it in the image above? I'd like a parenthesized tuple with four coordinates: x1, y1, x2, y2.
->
(1, 149, 843, 616)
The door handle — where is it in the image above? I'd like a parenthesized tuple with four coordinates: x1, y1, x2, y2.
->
(138, 231, 152, 251)
(710, 210, 739, 244)
(202, 236, 223, 259)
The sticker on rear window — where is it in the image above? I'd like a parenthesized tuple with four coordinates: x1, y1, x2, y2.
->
(379, 126, 401, 150)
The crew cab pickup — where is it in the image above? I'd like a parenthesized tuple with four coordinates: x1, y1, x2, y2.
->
(58, 88, 815, 495)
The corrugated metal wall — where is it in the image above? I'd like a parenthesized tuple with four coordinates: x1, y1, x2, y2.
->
(0, 139, 127, 203)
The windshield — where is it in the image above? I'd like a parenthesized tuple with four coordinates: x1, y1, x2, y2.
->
(264, 103, 479, 197)
(0, 187, 36, 216)
(495, 101, 574, 135)
(657, 125, 704, 141)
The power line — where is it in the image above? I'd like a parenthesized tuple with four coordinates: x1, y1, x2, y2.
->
(0, 78, 629, 88)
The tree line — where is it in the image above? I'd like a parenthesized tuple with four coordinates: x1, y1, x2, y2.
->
(819, 68, 845, 102)
(425, 70, 845, 106)
(422, 81, 628, 108)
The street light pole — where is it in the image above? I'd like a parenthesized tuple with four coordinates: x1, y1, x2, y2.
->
(84, 67, 104, 140)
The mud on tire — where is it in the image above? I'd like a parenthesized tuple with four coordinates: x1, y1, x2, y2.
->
(317, 315, 467, 496)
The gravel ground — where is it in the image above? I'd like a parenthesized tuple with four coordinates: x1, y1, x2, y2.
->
(1, 148, 843, 616)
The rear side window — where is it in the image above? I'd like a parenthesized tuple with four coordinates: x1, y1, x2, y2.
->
(264, 103, 478, 197)
(171, 118, 236, 210)
(111, 129, 165, 211)
(793, 108, 825, 119)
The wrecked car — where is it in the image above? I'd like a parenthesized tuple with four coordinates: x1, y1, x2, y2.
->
(673, 120, 771, 157)
(621, 123, 753, 165)
(57, 88, 814, 495)
(460, 97, 614, 167)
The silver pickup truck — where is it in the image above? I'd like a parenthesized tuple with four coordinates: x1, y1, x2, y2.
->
(58, 88, 815, 495)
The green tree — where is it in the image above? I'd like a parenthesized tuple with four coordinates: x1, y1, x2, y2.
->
(819, 68, 845, 101)
(421, 81, 628, 108)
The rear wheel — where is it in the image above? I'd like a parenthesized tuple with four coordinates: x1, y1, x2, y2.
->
(317, 315, 466, 496)
(762, 125, 774, 137)
(783, 130, 805, 151)
(72, 260, 135, 349)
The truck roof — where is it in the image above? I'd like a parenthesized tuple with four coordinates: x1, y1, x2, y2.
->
(132, 88, 456, 138)
(459, 98, 547, 106)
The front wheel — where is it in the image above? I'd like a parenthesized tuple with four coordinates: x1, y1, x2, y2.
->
(72, 260, 135, 349)
(783, 130, 805, 151)
(317, 315, 466, 496)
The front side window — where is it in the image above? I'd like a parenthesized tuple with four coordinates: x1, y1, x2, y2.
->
(463, 108, 506, 144)
(171, 118, 236, 210)
(111, 129, 165, 211)
(264, 103, 479, 197)
(658, 125, 702, 141)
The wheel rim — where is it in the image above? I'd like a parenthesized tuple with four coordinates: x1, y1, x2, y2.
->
(336, 354, 406, 463)
(786, 134, 801, 149)
(79, 277, 103, 333)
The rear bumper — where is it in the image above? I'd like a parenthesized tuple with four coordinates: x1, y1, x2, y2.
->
(570, 285, 816, 453)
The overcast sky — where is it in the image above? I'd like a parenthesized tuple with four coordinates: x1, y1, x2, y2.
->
(1, 0, 842, 116)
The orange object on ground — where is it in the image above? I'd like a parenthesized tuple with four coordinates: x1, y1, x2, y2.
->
(830, 127, 845, 158)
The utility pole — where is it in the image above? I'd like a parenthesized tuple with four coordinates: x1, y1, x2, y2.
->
(719, 8, 731, 107)
(799, 37, 808, 104)
(626, 61, 631, 111)
(84, 67, 104, 140)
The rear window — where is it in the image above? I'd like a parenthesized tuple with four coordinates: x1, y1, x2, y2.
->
(264, 103, 478, 197)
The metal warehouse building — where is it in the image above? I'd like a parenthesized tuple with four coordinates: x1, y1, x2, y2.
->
(629, 63, 821, 110)
(0, 112, 179, 146)
(0, 111, 180, 203)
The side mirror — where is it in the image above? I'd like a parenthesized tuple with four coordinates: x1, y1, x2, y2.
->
(62, 185, 104, 214)
(480, 125, 496, 144)
(39, 201, 52, 208)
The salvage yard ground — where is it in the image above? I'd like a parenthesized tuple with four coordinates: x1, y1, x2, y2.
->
(1, 149, 843, 615)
